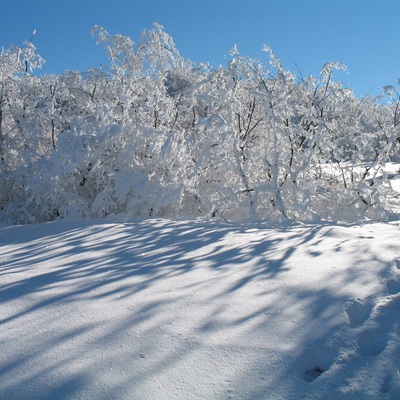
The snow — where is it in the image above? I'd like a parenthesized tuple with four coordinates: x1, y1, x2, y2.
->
(1, 217, 400, 399)
(2, 23, 400, 399)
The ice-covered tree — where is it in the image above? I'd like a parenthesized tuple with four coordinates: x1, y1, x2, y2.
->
(0, 24, 398, 224)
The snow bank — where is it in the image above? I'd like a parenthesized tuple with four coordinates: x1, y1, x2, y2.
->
(0, 218, 399, 399)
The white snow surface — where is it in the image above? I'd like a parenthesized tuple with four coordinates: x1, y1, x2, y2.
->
(1, 217, 400, 399)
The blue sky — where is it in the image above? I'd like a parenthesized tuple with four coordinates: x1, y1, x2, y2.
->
(1, 0, 399, 98)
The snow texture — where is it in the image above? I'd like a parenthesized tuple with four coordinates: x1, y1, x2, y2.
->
(1, 218, 400, 399)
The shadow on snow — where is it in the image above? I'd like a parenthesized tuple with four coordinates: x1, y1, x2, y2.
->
(0, 218, 397, 399)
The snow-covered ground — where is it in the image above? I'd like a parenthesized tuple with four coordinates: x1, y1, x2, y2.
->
(1, 216, 400, 399)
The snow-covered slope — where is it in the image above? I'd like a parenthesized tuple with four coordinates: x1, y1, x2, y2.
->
(1, 218, 399, 399)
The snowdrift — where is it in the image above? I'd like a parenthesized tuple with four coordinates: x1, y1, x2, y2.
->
(1, 217, 400, 399)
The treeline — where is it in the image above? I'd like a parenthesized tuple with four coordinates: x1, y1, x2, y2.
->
(0, 23, 399, 224)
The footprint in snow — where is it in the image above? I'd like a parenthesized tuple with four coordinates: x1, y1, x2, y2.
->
(380, 373, 394, 394)
(386, 258, 400, 294)
(303, 366, 324, 382)
(356, 327, 388, 356)
(344, 297, 373, 327)
(386, 277, 400, 295)
(299, 345, 337, 383)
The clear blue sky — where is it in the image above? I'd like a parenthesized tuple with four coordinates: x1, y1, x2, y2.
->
(1, 0, 399, 98)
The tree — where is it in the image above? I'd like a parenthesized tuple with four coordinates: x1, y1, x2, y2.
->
(0, 25, 398, 224)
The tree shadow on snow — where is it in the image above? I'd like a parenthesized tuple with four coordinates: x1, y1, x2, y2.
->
(0, 218, 398, 399)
